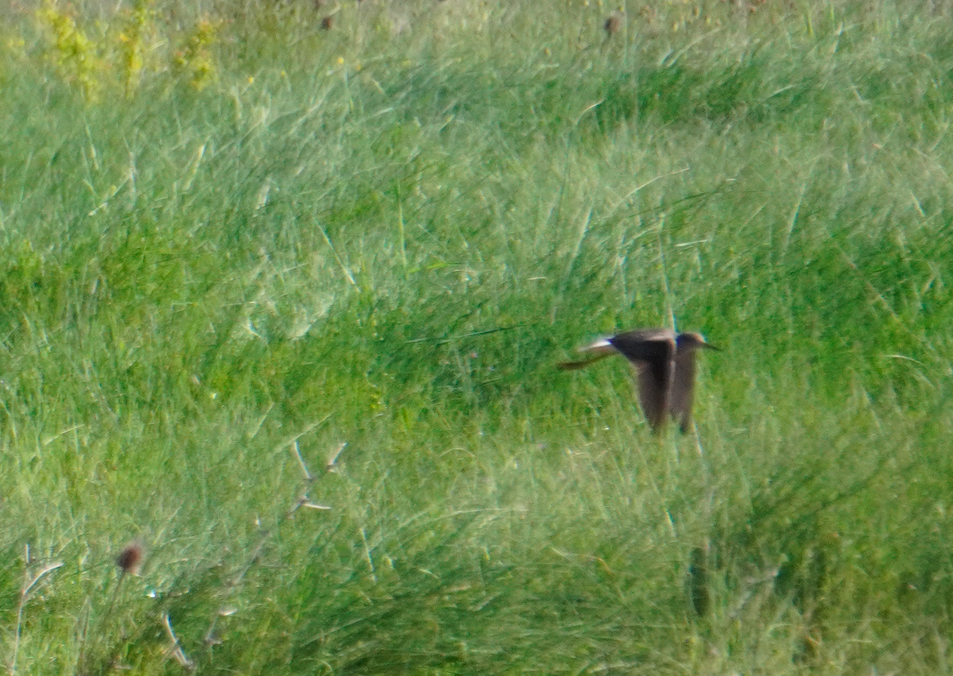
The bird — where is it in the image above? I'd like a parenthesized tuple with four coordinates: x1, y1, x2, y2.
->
(559, 328, 718, 433)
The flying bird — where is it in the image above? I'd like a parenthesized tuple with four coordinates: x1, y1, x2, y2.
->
(559, 328, 718, 433)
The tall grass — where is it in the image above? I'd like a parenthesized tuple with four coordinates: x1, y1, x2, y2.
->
(1, 0, 953, 673)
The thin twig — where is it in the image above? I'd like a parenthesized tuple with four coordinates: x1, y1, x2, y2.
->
(162, 614, 193, 669)
(10, 556, 63, 675)
(291, 440, 313, 481)
(200, 440, 343, 654)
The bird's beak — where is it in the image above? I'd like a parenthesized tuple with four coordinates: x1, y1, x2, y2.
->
(701, 342, 721, 351)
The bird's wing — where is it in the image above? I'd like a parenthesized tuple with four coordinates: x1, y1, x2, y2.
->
(633, 348, 674, 431)
(557, 339, 618, 370)
(608, 328, 675, 361)
(671, 348, 698, 432)
(560, 329, 678, 432)
(557, 353, 613, 370)
(608, 331, 676, 431)
(576, 339, 617, 355)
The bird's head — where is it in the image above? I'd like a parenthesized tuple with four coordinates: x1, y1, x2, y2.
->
(676, 332, 720, 351)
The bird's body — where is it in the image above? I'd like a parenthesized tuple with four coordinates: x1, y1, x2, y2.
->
(559, 328, 717, 433)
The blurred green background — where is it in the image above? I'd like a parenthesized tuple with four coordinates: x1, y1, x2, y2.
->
(1, 0, 952, 673)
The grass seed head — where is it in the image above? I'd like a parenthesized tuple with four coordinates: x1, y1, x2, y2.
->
(604, 12, 624, 36)
(116, 541, 145, 575)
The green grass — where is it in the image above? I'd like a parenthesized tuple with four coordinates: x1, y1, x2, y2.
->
(2, 0, 953, 673)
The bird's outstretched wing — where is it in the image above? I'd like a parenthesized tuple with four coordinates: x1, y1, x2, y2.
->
(671, 348, 698, 432)
(558, 355, 612, 370)
(627, 341, 675, 431)
(557, 339, 617, 370)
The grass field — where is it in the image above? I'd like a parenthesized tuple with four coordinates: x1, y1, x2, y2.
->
(2, 0, 953, 673)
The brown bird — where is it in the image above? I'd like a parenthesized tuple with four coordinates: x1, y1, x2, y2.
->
(559, 328, 718, 432)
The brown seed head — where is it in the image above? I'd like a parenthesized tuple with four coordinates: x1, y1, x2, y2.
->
(321, 16, 334, 30)
(116, 541, 145, 575)
(604, 12, 624, 36)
